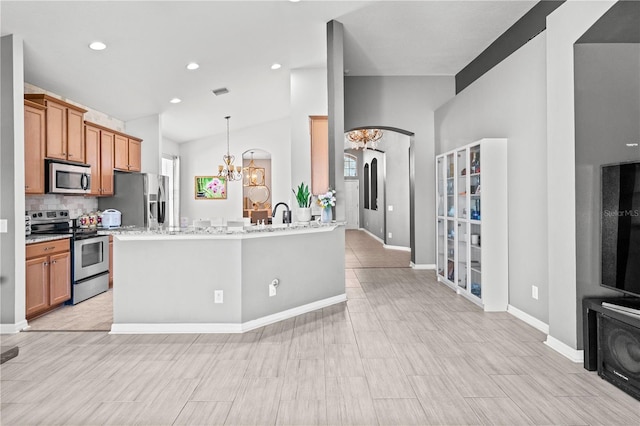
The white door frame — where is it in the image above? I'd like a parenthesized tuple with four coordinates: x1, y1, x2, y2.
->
(344, 179, 359, 229)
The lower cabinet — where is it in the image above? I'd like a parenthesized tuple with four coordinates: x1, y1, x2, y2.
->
(25, 239, 71, 319)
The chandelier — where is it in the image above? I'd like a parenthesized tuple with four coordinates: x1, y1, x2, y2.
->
(347, 128, 383, 150)
(243, 151, 265, 187)
(218, 116, 242, 181)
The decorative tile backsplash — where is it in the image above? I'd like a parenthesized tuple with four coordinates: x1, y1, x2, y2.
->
(25, 195, 98, 219)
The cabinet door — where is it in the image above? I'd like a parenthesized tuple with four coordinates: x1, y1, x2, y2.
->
(26, 256, 49, 317)
(49, 252, 71, 305)
(101, 131, 115, 195)
(45, 101, 66, 160)
(24, 104, 46, 194)
(66, 109, 85, 162)
(114, 134, 129, 171)
(128, 139, 141, 172)
(85, 125, 102, 196)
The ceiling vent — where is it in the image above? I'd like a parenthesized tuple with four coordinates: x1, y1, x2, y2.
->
(212, 87, 229, 96)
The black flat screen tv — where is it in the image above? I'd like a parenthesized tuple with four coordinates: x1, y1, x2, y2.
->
(601, 161, 640, 297)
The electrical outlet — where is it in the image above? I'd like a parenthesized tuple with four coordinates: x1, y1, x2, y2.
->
(214, 290, 223, 303)
(531, 285, 538, 300)
(388, 232, 392, 239)
(388, 205, 393, 211)
(0, 219, 7, 233)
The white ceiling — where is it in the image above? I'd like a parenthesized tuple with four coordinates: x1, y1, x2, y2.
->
(1, 0, 535, 143)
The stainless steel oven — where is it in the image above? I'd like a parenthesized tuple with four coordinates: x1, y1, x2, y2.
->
(73, 235, 110, 304)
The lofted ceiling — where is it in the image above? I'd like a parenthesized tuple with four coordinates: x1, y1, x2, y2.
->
(1, 0, 535, 143)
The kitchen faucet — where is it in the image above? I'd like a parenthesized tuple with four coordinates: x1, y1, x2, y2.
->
(272, 202, 291, 225)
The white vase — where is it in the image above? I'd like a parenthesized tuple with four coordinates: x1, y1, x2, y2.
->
(296, 207, 311, 223)
(321, 207, 332, 223)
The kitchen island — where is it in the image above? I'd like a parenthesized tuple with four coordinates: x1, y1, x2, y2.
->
(110, 223, 345, 334)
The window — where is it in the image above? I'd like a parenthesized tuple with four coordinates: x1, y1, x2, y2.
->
(364, 163, 370, 209)
(371, 158, 378, 210)
(344, 154, 357, 178)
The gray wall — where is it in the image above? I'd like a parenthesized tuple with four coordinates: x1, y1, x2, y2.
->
(362, 149, 385, 241)
(435, 33, 549, 324)
(344, 76, 454, 266)
(0, 35, 26, 330)
(574, 43, 640, 346)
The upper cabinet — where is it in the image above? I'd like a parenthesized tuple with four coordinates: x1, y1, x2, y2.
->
(24, 94, 87, 163)
(85, 121, 115, 196)
(114, 134, 142, 172)
(24, 100, 46, 194)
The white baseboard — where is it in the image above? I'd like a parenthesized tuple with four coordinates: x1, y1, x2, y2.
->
(411, 262, 435, 270)
(544, 335, 584, 363)
(0, 320, 29, 334)
(110, 294, 347, 334)
(507, 305, 549, 334)
(383, 244, 410, 252)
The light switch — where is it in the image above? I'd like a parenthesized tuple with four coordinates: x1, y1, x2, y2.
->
(0, 219, 7, 233)
(388, 205, 393, 211)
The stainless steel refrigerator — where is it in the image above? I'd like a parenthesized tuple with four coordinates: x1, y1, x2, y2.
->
(99, 172, 169, 228)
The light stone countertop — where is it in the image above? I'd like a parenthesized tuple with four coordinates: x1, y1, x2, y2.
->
(100, 222, 344, 241)
(25, 234, 72, 245)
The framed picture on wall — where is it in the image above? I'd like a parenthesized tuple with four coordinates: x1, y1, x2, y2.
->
(195, 176, 227, 200)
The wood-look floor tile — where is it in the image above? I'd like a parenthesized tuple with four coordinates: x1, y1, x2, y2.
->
(465, 397, 534, 425)
(438, 358, 507, 398)
(354, 331, 396, 358)
(173, 401, 232, 425)
(281, 376, 326, 400)
(325, 376, 372, 399)
(276, 399, 328, 425)
(225, 377, 283, 425)
(189, 360, 248, 401)
(372, 398, 429, 425)
(132, 378, 200, 425)
(363, 358, 416, 399)
(326, 397, 378, 426)
(418, 397, 482, 425)
(349, 312, 383, 331)
(323, 320, 356, 344)
(324, 344, 365, 377)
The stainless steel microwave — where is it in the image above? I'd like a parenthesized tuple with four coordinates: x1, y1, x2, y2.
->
(46, 160, 91, 194)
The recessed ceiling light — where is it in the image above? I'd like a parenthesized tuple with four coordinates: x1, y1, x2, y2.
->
(170, 98, 182, 104)
(89, 41, 107, 51)
(289, 0, 301, 3)
(186, 62, 199, 70)
(626, 143, 639, 147)
(271, 63, 282, 70)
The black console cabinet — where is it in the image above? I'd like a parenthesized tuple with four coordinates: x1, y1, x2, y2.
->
(583, 297, 640, 371)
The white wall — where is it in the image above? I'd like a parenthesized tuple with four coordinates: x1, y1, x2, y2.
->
(162, 136, 180, 157)
(126, 114, 162, 175)
(344, 76, 454, 266)
(180, 118, 291, 225)
(290, 68, 328, 191)
(435, 33, 549, 324)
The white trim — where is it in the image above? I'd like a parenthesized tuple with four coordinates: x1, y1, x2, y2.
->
(110, 293, 347, 334)
(544, 335, 584, 363)
(383, 244, 410, 252)
(411, 262, 436, 270)
(507, 305, 550, 334)
(0, 320, 28, 334)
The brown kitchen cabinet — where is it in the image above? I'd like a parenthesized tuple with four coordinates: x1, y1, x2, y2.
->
(25, 238, 71, 319)
(114, 133, 142, 172)
(24, 94, 87, 163)
(24, 100, 46, 194)
(85, 122, 115, 196)
(109, 235, 113, 288)
(310, 115, 329, 195)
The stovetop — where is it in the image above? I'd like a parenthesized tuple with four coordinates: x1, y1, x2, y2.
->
(27, 209, 99, 240)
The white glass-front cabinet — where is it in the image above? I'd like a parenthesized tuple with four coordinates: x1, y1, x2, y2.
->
(435, 138, 508, 311)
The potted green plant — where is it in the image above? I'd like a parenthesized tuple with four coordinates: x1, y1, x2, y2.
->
(293, 182, 312, 223)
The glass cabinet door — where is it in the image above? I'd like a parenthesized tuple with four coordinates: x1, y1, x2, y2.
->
(469, 145, 481, 221)
(457, 149, 468, 219)
(446, 153, 455, 218)
(457, 222, 468, 290)
(470, 222, 482, 299)
(437, 157, 445, 217)
(437, 219, 445, 278)
(446, 219, 455, 282)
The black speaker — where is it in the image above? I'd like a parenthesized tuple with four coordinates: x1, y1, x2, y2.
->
(597, 313, 640, 400)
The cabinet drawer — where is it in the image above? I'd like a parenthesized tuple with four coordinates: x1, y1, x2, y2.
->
(26, 238, 70, 259)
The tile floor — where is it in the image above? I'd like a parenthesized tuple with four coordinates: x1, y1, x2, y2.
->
(1, 230, 639, 425)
